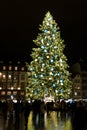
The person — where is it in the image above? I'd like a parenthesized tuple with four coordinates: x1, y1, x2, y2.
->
(2, 101, 8, 120)
(40, 101, 45, 117)
(24, 101, 31, 128)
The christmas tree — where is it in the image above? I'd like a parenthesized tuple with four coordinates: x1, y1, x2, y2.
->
(26, 11, 72, 100)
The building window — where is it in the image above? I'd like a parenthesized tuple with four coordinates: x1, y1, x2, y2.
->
(83, 92, 87, 98)
(82, 86, 87, 90)
(1, 91, 5, 95)
(0, 72, 2, 79)
(2, 83, 6, 89)
(7, 83, 12, 89)
(20, 92, 24, 95)
(9, 66, 12, 70)
(21, 67, 24, 71)
(74, 85, 81, 89)
(81, 73, 87, 77)
(77, 92, 80, 96)
(82, 80, 87, 84)
(15, 67, 18, 71)
(3, 74, 6, 79)
(21, 75, 25, 80)
(3, 66, 6, 70)
(74, 79, 81, 83)
(14, 83, 17, 89)
(21, 82, 25, 89)
(77, 86, 80, 89)
(7, 91, 11, 95)
(13, 91, 17, 95)
(11, 87, 14, 90)
(17, 87, 21, 90)
(8, 75, 12, 79)
(14, 75, 18, 80)
(74, 92, 77, 96)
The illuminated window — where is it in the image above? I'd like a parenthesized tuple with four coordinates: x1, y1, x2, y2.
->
(74, 92, 77, 96)
(11, 87, 14, 90)
(77, 87, 80, 89)
(21, 67, 24, 71)
(1, 91, 5, 95)
(0, 72, 2, 77)
(15, 67, 18, 70)
(8, 75, 11, 79)
(3, 74, 6, 79)
(20, 92, 24, 95)
(3, 66, 6, 70)
(17, 87, 20, 90)
(7, 91, 11, 95)
(9, 66, 12, 70)
(13, 91, 17, 95)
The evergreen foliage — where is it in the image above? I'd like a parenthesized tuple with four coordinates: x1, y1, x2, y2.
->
(26, 11, 72, 100)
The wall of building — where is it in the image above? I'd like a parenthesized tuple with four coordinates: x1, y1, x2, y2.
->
(0, 61, 28, 101)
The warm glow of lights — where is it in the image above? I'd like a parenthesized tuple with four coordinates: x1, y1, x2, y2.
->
(8, 75, 11, 79)
(74, 92, 77, 96)
(15, 66, 18, 70)
(27, 111, 73, 130)
(9, 66, 12, 70)
(11, 87, 14, 90)
(41, 68, 44, 71)
(18, 87, 21, 90)
(3, 66, 6, 70)
(3, 74, 6, 79)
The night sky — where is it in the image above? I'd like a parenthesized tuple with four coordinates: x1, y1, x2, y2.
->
(0, 0, 87, 66)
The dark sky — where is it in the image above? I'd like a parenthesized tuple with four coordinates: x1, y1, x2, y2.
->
(0, 0, 87, 65)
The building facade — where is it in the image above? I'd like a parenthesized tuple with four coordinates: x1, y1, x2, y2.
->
(72, 62, 87, 100)
(72, 74, 82, 99)
(81, 71, 87, 99)
(0, 61, 28, 101)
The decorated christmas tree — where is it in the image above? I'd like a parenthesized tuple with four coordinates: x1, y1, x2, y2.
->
(26, 11, 72, 100)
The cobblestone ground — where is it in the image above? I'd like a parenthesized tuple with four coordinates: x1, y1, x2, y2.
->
(0, 110, 73, 130)
(27, 111, 73, 130)
(0, 110, 87, 130)
(0, 110, 25, 130)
